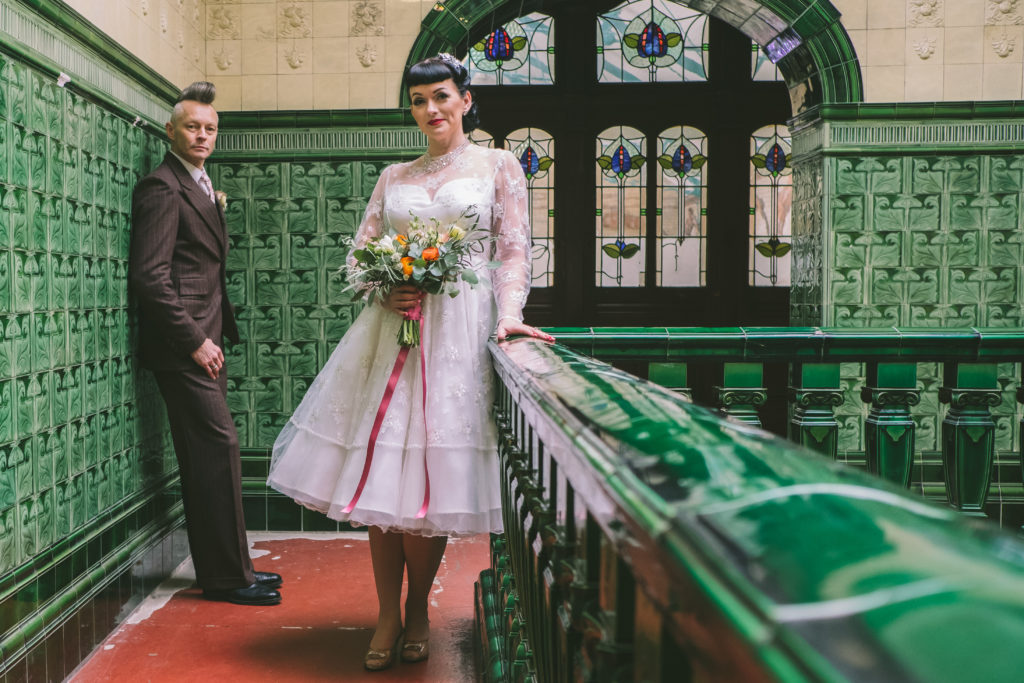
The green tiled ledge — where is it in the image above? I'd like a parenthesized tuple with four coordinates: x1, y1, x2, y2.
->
(216, 110, 425, 161)
(0, 0, 176, 128)
(792, 101, 1024, 157)
(0, 475, 185, 678)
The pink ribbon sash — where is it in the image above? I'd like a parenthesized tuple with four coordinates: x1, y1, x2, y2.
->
(342, 303, 431, 518)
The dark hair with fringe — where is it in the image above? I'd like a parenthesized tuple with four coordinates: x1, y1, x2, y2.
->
(406, 56, 479, 133)
(176, 81, 216, 105)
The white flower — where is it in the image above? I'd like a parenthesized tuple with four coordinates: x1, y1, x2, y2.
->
(215, 190, 227, 211)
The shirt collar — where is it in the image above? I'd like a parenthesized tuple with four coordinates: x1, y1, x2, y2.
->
(170, 150, 205, 183)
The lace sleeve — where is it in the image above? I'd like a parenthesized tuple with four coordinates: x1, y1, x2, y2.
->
(347, 164, 391, 267)
(491, 150, 532, 325)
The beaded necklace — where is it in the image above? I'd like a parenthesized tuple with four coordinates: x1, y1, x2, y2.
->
(416, 140, 471, 175)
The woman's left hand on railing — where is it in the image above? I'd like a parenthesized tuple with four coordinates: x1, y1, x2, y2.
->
(496, 318, 555, 343)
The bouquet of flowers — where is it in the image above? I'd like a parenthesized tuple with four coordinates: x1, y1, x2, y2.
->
(343, 209, 491, 346)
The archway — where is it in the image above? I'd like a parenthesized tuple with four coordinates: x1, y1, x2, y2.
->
(403, 0, 862, 110)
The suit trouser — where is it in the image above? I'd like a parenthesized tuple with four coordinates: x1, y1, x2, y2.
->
(153, 367, 255, 590)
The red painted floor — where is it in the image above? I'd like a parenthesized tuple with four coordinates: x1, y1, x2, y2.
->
(71, 532, 488, 682)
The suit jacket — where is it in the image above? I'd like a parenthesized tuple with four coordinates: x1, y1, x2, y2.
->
(130, 152, 239, 371)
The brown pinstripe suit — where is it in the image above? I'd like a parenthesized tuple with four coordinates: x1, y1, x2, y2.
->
(129, 152, 254, 590)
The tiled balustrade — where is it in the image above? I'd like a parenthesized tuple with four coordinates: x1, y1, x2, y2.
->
(479, 335, 1024, 682)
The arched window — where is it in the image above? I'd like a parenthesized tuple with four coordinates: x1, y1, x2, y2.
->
(467, 0, 791, 326)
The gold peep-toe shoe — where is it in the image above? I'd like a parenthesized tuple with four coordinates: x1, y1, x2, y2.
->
(400, 637, 430, 663)
(364, 630, 403, 671)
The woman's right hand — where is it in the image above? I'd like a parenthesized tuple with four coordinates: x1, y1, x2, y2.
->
(382, 284, 423, 315)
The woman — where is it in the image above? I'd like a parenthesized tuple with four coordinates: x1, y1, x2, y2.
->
(267, 53, 553, 670)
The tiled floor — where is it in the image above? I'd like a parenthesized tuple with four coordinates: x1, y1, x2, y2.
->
(69, 532, 488, 682)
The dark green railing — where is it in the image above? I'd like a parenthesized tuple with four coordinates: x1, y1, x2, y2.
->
(548, 327, 1024, 519)
(477, 334, 1024, 682)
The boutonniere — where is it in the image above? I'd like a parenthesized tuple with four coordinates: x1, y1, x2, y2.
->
(215, 190, 227, 211)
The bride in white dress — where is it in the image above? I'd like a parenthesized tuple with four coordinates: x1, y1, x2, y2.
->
(267, 53, 553, 670)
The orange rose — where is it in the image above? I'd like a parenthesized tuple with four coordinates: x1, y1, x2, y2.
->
(395, 234, 408, 246)
(422, 246, 439, 261)
(401, 256, 414, 276)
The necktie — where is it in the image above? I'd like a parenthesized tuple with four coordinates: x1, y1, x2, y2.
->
(198, 171, 215, 203)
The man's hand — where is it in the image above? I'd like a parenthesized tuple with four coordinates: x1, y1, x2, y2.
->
(191, 338, 225, 379)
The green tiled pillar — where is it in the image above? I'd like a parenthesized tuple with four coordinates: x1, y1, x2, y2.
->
(716, 362, 766, 428)
(862, 363, 920, 487)
(939, 363, 1000, 513)
(789, 363, 843, 458)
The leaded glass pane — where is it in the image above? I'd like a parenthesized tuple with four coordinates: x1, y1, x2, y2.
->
(657, 126, 707, 286)
(469, 128, 495, 148)
(506, 128, 554, 288)
(466, 12, 554, 86)
(752, 42, 784, 81)
(749, 125, 792, 287)
(596, 126, 647, 287)
(597, 0, 708, 83)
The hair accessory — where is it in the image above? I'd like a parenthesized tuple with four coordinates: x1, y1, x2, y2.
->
(436, 52, 462, 72)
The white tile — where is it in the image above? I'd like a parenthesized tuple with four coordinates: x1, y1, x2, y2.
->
(278, 38, 314, 73)
(944, 63, 984, 99)
(242, 39, 278, 74)
(984, 25, 1024, 63)
(867, 0, 906, 29)
(944, 26, 984, 64)
(313, 37, 350, 72)
(983, 62, 1023, 98)
(278, 74, 314, 109)
(904, 63, 944, 100)
(313, 1, 349, 37)
(906, 28, 943, 64)
(946, 0, 985, 27)
(213, 75, 243, 111)
(833, 0, 868, 30)
(240, 2, 275, 40)
(312, 74, 350, 108)
(207, 40, 243, 76)
(866, 28, 907, 65)
(242, 74, 278, 108)
(862, 65, 906, 101)
(349, 71, 388, 108)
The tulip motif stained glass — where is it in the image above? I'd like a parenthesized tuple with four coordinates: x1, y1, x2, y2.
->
(466, 12, 554, 86)
(596, 126, 646, 286)
(657, 126, 707, 286)
(506, 128, 555, 287)
(597, 0, 708, 83)
(750, 125, 793, 286)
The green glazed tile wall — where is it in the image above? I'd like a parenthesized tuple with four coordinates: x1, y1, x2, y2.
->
(0, 17, 182, 678)
(791, 108, 1024, 463)
(208, 119, 424, 529)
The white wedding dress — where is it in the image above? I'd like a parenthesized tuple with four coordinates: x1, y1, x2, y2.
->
(268, 143, 531, 536)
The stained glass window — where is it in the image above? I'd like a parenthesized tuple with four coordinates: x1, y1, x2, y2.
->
(657, 126, 707, 286)
(506, 128, 554, 287)
(597, 0, 708, 83)
(752, 41, 784, 81)
(466, 12, 554, 86)
(596, 126, 647, 287)
(468, 128, 495, 148)
(749, 125, 792, 287)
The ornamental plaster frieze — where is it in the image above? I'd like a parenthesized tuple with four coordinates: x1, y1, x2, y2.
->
(908, 0, 943, 27)
(279, 2, 312, 39)
(987, 0, 1023, 25)
(352, 1, 384, 36)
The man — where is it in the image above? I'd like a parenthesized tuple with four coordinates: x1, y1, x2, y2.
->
(130, 82, 281, 606)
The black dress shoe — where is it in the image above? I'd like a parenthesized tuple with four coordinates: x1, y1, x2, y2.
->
(254, 571, 283, 588)
(204, 583, 281, 606)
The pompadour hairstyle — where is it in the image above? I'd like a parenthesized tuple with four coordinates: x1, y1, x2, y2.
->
(176, 81, 216, 105)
